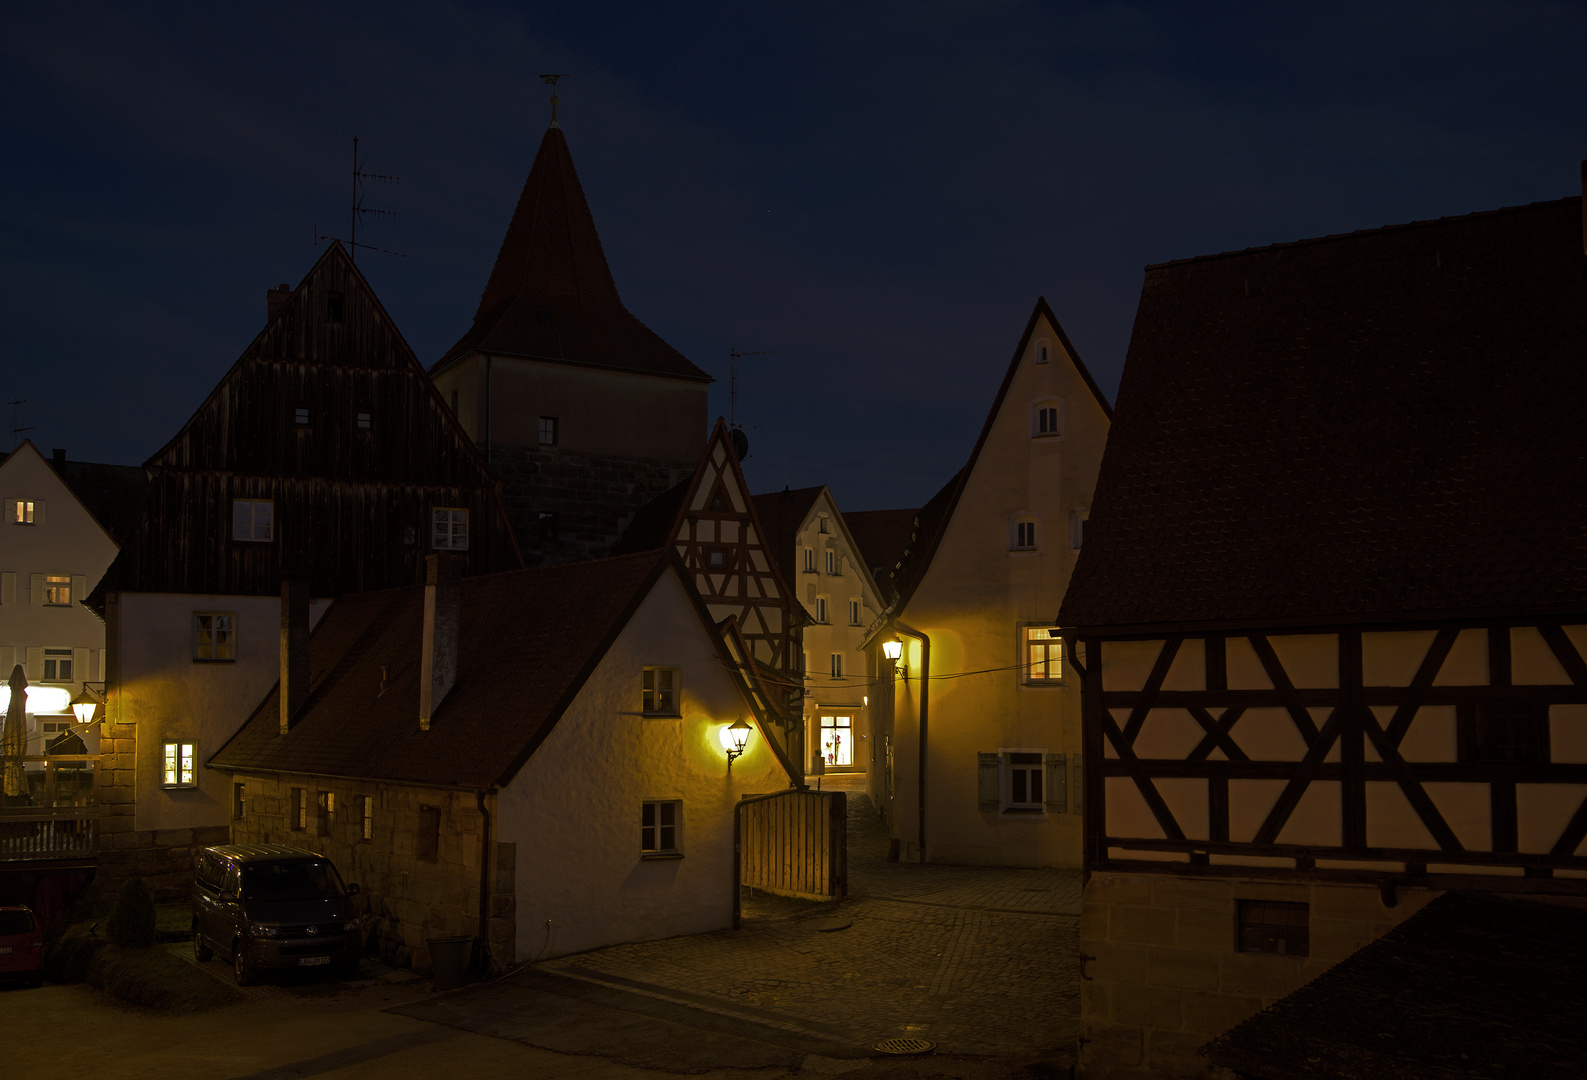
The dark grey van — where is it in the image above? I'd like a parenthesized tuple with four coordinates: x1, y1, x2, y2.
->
(192, 844, 361, 985)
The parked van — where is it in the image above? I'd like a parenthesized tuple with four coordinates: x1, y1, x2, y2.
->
(192, 844, 361, 985)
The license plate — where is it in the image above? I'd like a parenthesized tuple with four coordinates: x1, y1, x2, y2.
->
(298, 956, 331, 966)
(0, 947, 11, 954)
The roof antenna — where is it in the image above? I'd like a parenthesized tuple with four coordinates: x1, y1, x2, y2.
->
(540, 73, 571, 127)
(7, 400, 32, 451)
(315, 137, 406, 263)
(727, 349, 770, 461)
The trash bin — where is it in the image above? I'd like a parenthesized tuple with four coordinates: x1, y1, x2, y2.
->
(427, 935, 475, 990)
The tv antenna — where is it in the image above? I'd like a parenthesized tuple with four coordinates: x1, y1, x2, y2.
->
(540, 73, 571, 124)
(7, 399, 31, 451)
(315, 137, 405, 263)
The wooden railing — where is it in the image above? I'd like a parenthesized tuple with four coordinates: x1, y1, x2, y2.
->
(0, 755, 100, 862)
(734, 789, 847, 924)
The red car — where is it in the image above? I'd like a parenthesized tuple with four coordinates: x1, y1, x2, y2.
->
(0, 906, 44, 988)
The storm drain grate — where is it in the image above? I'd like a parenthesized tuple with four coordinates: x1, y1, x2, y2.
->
(874, 1037, 935, 1055)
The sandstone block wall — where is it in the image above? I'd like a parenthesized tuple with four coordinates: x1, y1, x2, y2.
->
(1078, 871, 1440, 1078)
(229, 773, 515, 973)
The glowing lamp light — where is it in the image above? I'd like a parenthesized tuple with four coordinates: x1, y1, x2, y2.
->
(0, 686, 73, 715)
(882, 639, 903, 661)
(719, 717, 753, 768)
(71, 685, 104, 726)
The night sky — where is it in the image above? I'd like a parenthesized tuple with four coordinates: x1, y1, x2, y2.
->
(4, 3, 1585, 513)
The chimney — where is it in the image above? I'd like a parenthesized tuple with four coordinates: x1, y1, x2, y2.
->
(267, 283, 292, 322)
(51, 448, 66, 473)
(420, 554, 463, 731)
(280, 580, 310, 735)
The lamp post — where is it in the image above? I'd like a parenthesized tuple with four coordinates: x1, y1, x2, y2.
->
(720, 717, 753, 769)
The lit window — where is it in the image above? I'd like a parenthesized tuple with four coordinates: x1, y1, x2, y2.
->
(44, 576, 71, 606)
(849, 599, 861, 625)
(294, 407, 310, 426)
(233, 499, 273, 542)
(317, 792, 335, 836)
(432, 507, 469, 550)
(820, 715, 852, 767)
(643, 667, 679, 715)
(1025, 627, 1062, 684)
(803, 548, 816, 573)
(194, 613, 235, 661)
(1237, 900, 1309, 956)
(162, 741, 198, 789)
(1007, 752, 1044, 812)
(815, 597, 829, 624)
(418, 806, 440, 860)
(1013, 520, 1037, 550)
(356, 411, 372, 431)
(539, 416, 558, 446)
(42, 648, 73, 681)
(12, 500, 35, 525)
(641, 800, 681, 855)
(359, 795, 374, 841)
(830, 653, 843, 678)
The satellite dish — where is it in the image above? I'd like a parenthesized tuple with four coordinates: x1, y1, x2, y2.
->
(728, 428, 750, 461)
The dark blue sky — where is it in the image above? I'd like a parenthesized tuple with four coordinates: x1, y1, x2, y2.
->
(3, 3, 1584, 512)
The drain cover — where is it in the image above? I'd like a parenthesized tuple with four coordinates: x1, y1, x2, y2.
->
(874, 1037, 935, 1055)
(803, 917, 853, 932)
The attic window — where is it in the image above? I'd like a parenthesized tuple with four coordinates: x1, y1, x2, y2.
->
(294, 407, 310, 426)
(818, 517, 829, 535)
(11, 500, 36, 525)
(1012, 518, 1038, 551)
(643, 667, 679, 716)
(356, 411, 372, 431)
(1035, 338, 1051, 364)
(326, 293, 345, 324)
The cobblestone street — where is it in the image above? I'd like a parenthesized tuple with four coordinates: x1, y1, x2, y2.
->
(535, 777, 1083, 1058)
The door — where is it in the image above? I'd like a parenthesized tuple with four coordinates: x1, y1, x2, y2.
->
(819, 715, 853, 768)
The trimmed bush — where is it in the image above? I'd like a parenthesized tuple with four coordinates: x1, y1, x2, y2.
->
(44, 921, 108, 983)
(107, 876, 157, 948)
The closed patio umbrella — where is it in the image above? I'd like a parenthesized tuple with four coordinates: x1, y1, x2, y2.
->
(3, 665, 26, 799)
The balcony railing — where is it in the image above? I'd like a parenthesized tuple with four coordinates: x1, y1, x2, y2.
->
(0, 755, 100, 862)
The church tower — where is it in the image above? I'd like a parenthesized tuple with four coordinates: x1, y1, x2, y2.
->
(430, 114, 711, 563)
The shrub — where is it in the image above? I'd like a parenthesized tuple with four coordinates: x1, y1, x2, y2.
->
(43, 921, 108, 983)
(107, 876, 156, 948)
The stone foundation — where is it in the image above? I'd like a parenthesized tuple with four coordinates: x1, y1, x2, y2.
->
(486, 442, 692, 564)
(1078, 871, 1440, 1078)
(228, 773, 515, 973)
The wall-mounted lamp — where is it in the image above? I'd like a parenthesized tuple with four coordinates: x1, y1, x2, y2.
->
(882, 638, 908, 680)
(719, 717, 753, 768)
(70, 683, 106, 727)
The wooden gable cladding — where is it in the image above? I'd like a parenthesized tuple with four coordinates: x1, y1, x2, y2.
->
(1078, 621, 1587, 886)
(97, 243, 520, 599)
(670, 421, 799, 678)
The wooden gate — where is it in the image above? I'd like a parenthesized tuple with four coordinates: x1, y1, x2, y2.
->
(734, 790, 846, 925)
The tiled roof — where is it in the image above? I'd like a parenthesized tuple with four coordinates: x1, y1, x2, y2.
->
(609, 476, 690, 556)
(750, 486, 823, 584)
(433, 126, 711, 383)
(844, 507, 920, 590)
(1060, 196, 1587, 631)
(210, 552, 671, 788)
(57, 459, 147, 547)
(1202, 891, 1587, 1080)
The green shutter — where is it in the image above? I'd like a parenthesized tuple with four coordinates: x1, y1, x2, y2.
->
(977, 753, 999, 811)
(1044, 753, 1067, 813)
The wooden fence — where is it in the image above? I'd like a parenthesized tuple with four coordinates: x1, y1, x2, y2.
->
(0, 755, 100, 862)
(734, 789, 846, 922)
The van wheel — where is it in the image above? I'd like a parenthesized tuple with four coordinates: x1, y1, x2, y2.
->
(232, 941, 256, 986)
(193, 925, 213, 962)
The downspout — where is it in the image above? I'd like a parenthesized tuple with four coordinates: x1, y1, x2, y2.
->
(476, 790, 492, 964)
(894, 620, 930, 862)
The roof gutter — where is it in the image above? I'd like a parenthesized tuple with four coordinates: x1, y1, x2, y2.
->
(893, 619, 930, 863)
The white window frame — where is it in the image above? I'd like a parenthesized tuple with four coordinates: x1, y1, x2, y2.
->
(232, 499, 273, 542)
(825, 550, 840, 575)
(162, 740, 199, 789)
(1003, 749, 1046, 815)
(819, 714, 853, 768)
(848, 599, 861, 626)
(11, 499, 37, 525)
(641, 799, 682, 857)
(1030, 398, 1065, 438)
(1072, 508, 1090, 550)
(41, 648, 73, 682)
(43, 576, 71, 606)
(1022, 625, 1063, 685)
(1011, 517, 1038, 552)
(642, 666, 680, 716)
(815, 597, 829, 624)
(432, 507, 469, 550)
(803, 548, 816, 572)
(194, 612, 236, 662)
(830, 653, 843, 678)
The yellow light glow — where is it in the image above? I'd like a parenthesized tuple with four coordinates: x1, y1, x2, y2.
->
(882, 639, 903, 661)
(0, 686, 73, 715)
(718, 719, 753, 755)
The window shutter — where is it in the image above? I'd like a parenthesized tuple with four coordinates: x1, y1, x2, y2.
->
(26, 647, 43, 679)
(977, 752, 1000, 811)
(1044, 753, 1067, 813)
(0, 646, 13, 678)
(1, 572, 14, 605)
(2, 499, 12, 522)
(1072, 757, 1082, 813)
(73, 647, 90, 682)
(34, 502, 44, 525)
(72, 575, 87, 602)
(30, 574, 44, 605)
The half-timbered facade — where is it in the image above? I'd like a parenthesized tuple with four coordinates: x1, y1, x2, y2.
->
(1061, 188, 1587, 1078)
(87, 243, 521, 901)
(429, 120, 711, 563)
(867, 298, 1112, 869)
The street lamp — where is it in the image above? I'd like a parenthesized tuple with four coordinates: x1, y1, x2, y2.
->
(719, 717, 753, 768)
(70, 684, 104, 727)
(883, 638, 907, 679)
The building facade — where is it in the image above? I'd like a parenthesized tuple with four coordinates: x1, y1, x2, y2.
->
(429, 121, 711, 563)
(868, 298, 1112, 869)
(1060, 190, 1587, 1077)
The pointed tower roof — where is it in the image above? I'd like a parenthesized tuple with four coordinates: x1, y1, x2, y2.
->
(433, 125, 711, 383)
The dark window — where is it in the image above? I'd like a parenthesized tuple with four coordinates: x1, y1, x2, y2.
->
(641, 801, 680, 854)
(232, 782, 245, 821)
(316, 792, 334, 836)
(418, 805, 440, 860)
(1464, 698, 1549, 763)
(539, 416, 558, 446)
(643, 667, 679, 715)
(1038, 406, 1060, 435)
(1237, 900, 1309, 956)
(1015, 520, 1037, 549)
(294, 407, 310, 426)
(326, 294, 345, 323)
(42, 647, 72, 680)
(290, 787, 306, 831)
(356, 411, 372, 431)
(1008, 752, 1044, 809)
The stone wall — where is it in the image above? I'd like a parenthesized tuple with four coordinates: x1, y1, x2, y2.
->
(487, 442, 692, 565)
(229, 773, 515, 973)
(1078, 871, 1440, 1078)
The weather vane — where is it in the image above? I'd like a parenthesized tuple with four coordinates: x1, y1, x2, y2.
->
(540, 73, 571, 124)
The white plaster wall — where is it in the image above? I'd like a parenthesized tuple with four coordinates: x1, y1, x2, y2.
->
(118, 591, 328, 832)
(497, 568, 792, 961)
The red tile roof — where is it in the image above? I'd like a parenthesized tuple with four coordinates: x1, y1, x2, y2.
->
(1060, 196, 1587, 632)
(433, 126, 711, 383)
(211, 552, 678, 788)
(844, 506, 922, 595)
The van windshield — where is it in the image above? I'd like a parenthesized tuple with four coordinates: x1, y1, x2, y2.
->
(241, 860, 344, 902)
